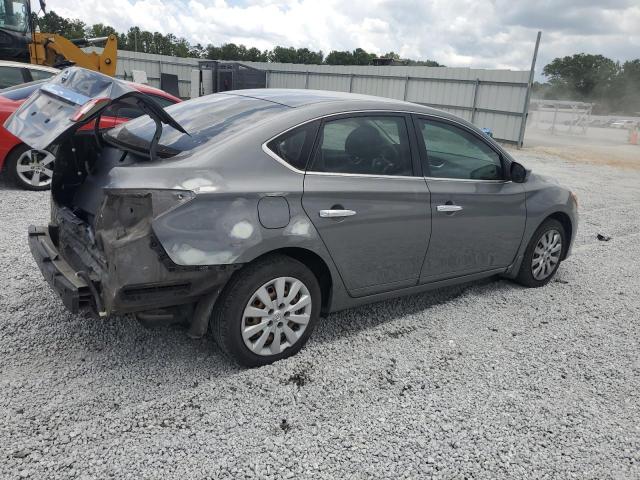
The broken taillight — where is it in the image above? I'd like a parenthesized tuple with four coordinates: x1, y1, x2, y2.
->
(71, 97, 111, 122)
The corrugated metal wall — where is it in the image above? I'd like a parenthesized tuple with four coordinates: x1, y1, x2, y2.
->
(86, 48, 199, 99)
(240, 62, 531, 144)
(88, 48, 531, 143)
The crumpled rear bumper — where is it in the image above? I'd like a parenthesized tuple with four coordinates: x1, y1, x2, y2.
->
(28, 225, 93, 313)
(28, 221, 238, 317)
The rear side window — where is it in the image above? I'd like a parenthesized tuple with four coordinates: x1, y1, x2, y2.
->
(28, 69, 55, 81)
(310, 116, 413, 176)
(418, 119, 503, 180)
(0, 66, 25, 88)
(266, 122, 317, 171)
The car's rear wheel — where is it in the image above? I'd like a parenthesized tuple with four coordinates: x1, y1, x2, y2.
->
(515, 218, 565, 287)
(7, 144, 55, 191)
(211, 254, 321, 367)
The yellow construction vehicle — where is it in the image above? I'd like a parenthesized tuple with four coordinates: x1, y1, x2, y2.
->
(0, 0, 117, 76)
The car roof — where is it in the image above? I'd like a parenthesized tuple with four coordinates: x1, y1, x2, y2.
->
(0, 60, 59, 73)
(224, 88, 455, 118)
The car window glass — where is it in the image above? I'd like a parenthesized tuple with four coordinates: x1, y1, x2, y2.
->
(311, 116, 413, 176)
(267, 123, 316, 170)
(149, 94, 177, 108)
(106, 94, 287, 154)
(418, 119, 502, 180)
(102, 94, 177, 119)
(28, 69, 55, 81)
(0, 66, 25, 88)
(102, 104, 144, 119)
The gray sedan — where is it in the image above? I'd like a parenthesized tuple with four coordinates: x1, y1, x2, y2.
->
(7, 68, 578, 367)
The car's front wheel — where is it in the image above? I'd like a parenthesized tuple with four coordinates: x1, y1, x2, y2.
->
(515, 218, 566, 287)
(7, 144, 55, 191)
(211, 254, 321, 367)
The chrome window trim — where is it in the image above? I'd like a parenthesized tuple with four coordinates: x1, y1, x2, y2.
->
(306, 171, 425, 181)
(424, 176, 512, 184)
(261, 109, 510, 180)
(261, 142, 306, 174)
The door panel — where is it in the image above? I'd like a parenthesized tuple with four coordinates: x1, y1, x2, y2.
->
(302, 174, 431, 294)
(413, 115, 526, 282)
(420, 180, 525, 281)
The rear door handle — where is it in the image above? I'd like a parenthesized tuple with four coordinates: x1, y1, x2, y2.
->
(437, 204, 463, 212)
(319, 209, 357, 218)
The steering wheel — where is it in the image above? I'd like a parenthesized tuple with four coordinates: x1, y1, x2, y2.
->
(372, 145, 399, 174)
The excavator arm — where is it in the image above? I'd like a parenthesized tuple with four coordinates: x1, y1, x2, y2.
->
(29, 33, 117, 77)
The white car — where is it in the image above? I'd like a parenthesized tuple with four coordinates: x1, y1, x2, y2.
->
(610, 120, 636, 129)
(0, 61, 58, 89)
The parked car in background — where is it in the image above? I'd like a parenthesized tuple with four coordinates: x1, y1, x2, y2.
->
(0, 60, 59, 88)
(610, 119, 636, 129)
(0, 77, 181, 190)
(6, 68, 578, 367)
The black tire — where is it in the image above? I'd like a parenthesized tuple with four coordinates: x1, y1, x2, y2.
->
(515, 218, 566, 288)
(211, 254, 321, 367)
(6, 144, 52, 191)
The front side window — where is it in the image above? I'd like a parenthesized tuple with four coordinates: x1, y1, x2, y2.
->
(0, 66, 25, 89)
(310, 116, 413, 176)
(418, 119, 503, 180)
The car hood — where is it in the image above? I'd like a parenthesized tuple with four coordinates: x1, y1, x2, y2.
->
(529, 172, 560, 186)
(3, 66, 185, 151)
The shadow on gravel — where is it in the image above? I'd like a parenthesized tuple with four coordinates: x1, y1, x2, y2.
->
(37, 276, 506, 379)
(0, 173, 21, 191)
(312, 276, 505, 344)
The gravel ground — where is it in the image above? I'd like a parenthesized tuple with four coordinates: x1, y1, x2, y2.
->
(1, 150, 639, 479)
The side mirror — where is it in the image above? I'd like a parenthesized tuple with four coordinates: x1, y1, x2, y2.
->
(510, 161, 529, 183)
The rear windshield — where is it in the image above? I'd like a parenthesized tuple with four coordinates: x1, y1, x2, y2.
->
(104, 94, 287, 154)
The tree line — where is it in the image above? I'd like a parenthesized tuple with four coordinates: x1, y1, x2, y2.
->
(534, 54, 640, 115)
(36, 11, 639, 114)
(36, 11, 442, 66)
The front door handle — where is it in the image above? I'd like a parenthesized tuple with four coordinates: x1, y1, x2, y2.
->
(437, 204, 463, 212)
(319, 209, 357, 218)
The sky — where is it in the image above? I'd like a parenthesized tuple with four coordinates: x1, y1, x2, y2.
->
(40, 0, 640, 78)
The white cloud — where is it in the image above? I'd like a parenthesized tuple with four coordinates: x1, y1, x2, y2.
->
(40, 0, 640, 76)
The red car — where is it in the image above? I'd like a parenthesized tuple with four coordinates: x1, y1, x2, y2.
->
(0, 79, 181, 190)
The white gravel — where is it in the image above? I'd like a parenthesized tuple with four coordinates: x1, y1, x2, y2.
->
(1, 150, 639, 479)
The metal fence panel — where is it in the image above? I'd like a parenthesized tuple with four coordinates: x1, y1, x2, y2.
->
(87, 47, 199, 99)
(250, 61, 531, 144)
(86, 49, 533, 144)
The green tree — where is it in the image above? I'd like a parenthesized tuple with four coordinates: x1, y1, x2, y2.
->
(325, 50, 353, 65)
(85, 23, 117, 38)
(542, 53, 619, 100)
(37, 10, 86, 38)
(268, 46, 298, 63)
(612, 59, 640, 114)
(244, 47, 267, 62)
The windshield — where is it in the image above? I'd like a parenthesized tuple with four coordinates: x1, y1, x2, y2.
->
(0, 0, 29, 32)
(104, 94, 287, 155)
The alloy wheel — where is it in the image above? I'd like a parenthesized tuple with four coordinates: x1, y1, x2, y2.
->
(241, 277, 312, 356)
(15, 149, 55, 188)
(531, 229, 562, 280)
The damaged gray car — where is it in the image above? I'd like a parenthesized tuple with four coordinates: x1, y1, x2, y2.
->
(7, 67, 578, 367)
